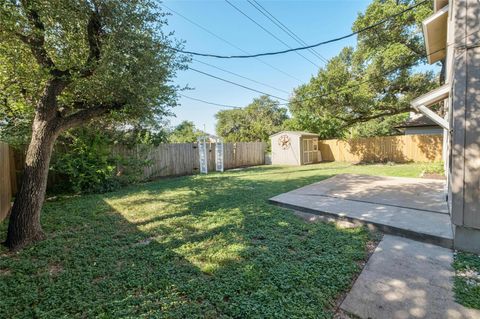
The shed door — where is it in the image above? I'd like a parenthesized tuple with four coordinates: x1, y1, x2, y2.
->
(303, 139, 314, 164)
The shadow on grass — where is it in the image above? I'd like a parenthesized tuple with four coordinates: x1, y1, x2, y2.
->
(0, 167, 370, 318)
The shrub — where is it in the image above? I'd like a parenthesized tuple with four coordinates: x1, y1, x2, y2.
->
(51, 127, 148, 194)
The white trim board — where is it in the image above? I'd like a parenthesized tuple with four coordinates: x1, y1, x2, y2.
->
(411, 84, 451, 131)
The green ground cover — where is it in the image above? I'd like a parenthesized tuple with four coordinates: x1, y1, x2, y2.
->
(0, 162, 431, 318)
(453, 251, 480, 309)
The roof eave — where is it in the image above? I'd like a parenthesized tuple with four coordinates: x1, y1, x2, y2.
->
(422, 5, 448, 64)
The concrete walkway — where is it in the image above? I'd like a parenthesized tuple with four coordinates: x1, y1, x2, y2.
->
(269, 174, 453, 248)
(341, 235, 480, 319)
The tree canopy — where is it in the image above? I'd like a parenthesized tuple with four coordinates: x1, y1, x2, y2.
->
(0, 0, 184, 250)
(288, 0, 438, 138)
(215, 95, 288, 142)
(168, 120, 204, 143)
(0, 0, 184, 143)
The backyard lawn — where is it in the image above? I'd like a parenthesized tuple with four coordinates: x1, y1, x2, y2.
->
(453, 251, 480, 309)
(1, 162, 431, 318)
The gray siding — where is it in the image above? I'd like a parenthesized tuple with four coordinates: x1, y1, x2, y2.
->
(404, 127, 443, 135)
(450, 0, 480, 252)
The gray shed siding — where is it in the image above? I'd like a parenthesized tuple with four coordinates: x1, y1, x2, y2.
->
(270, 133, 302, 166)
(270, 132, 320, 166)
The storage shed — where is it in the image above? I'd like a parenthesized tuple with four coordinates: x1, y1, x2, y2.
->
(270, 131, 321, 165)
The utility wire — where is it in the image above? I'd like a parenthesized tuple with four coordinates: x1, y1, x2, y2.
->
(161, 3, 303, 83)
(189, 67, 289, 101)
(224, 0, 320, 68)
(247, 0, 328, 64)
(192, 58, 290, 95)
(181, 35, 480, 111)
(180, 94, 241, 109)
(277, 35, 477, 107)
(173, 0, 429, 59)
(186, 40, 459, 109)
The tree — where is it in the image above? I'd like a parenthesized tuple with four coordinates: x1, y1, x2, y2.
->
(347, 113, 409, 138)
(169, 120, 203, 143)
(0, 0, 183, 250)
(289, 0, 437, 137)
(216, 95, 288, 142)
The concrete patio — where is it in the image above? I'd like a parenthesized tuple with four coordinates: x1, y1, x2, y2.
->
(269, 174, 453, 248)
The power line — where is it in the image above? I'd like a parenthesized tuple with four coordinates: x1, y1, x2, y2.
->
(192, 58, 290, 95)
(161, 3, 303, 83)
(180, 94, 241, 109)
(183, 35, 480, 112)
(173, 0, 429, 59)
(189, 67, 289, 101)
(247, 0, 328, 64)
(277, 36, 474, 107)
(224, 0, 320, 68)
(185, 40, 459, 110)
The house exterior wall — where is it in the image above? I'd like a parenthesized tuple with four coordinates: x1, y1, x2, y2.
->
(450, 0, 480, 253)
(404, 127, 443, 135)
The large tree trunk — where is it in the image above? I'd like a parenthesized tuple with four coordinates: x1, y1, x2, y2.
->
(5, 116, 60, 250)
(5, 79, 64, 251)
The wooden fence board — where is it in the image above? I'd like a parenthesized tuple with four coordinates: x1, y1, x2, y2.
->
(114, 141, 265, 180)
(318, 135, 443, 163)
(0, 142, 12, 222)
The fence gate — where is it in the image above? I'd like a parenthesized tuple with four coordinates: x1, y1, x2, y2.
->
(198, 137, 208, 174)
(215, 140, 224, 172)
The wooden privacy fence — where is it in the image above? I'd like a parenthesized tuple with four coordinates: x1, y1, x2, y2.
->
(319, 134, 443, 163)
(0, 141, 265, 221)
(0, 142, 17, 222)
(115, 141, 266, 180)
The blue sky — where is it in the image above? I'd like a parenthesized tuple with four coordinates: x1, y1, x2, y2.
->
(162, 0, 372, 134)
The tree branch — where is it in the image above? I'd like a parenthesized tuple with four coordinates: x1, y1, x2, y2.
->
(17, 1, 102, 79)
(337, 107, 412, 129)
(59, 102, 124, 130)
(19, 0, 59, 73)
(78, 8, 103, 77)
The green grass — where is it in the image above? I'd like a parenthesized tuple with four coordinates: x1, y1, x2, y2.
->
(0, 162, 430, 318)
(453, 252, 480, 309)
(420, 161, 445, 176)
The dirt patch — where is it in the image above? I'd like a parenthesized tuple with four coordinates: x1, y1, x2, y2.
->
(92, 276, 106, 284)
(48, 263, 64, 276)
(0, 268, 12, 276)
(421, 173, 445, 180)
(132, 237, 154, 247)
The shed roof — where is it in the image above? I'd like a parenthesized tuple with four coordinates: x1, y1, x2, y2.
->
(270, 131, 319, 138)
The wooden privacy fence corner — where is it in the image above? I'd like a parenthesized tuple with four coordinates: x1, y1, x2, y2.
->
(0, 142, 16, 222)
(318, 135, 443, 163)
